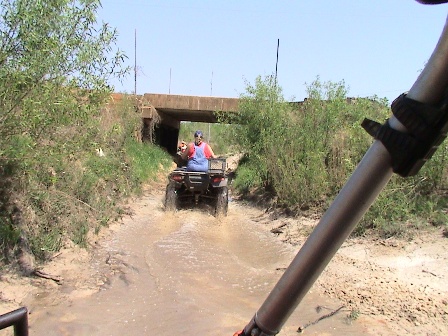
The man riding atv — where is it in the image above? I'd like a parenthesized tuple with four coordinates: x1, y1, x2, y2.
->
(165, 130, 228, 216)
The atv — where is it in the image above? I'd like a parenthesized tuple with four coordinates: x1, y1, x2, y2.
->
(164, 158, 229, 216)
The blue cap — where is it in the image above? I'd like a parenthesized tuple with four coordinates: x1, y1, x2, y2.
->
(194, 130, 203, 138)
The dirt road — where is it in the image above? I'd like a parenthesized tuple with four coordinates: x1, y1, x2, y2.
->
(1, 185, 447, 335)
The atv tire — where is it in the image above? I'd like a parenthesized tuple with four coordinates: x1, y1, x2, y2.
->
(215, 186, 228, 217)
(164, 183, 177, 212)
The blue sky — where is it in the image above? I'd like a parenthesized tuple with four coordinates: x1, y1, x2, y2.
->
(98, 1, 448, 104)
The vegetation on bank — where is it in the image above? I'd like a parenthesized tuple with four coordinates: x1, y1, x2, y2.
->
(0, 0, 172, 267)
(226, 75, 448, 238)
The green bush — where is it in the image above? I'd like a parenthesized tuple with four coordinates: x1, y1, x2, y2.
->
(231, 76, 389, 207)
(232, 74, 448, 238)
(231, 158, 264, 194)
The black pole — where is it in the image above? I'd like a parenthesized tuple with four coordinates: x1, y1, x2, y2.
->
(240, 12, 448, 336)
(275, 39, 279, 85)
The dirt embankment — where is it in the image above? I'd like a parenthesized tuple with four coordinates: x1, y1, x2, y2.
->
(253, 213, 448, 335)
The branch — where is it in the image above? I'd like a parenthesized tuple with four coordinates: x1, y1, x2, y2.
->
(297, 305, 346, 333)
(33, 269, 62, 284)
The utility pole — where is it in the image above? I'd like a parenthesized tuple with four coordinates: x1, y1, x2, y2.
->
(275, 38, 279, 86)
(210, 71, 213, 96)
(169, 68, 171, 94)
(209, 71, 213, 143)
(134, 29, 137, 96)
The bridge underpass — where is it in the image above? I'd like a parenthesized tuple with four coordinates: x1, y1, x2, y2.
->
(141, 93, 239, 154)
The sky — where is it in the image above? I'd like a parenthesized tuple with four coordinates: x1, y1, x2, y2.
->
(97, 1, 448, 104)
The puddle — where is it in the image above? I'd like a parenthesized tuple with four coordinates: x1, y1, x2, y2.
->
(23, 195, 370, 336)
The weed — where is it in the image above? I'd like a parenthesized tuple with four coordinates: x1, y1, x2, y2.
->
(345, 308, 360, 324)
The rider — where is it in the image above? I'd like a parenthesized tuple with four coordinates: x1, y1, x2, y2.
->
(181, 130, 216, 172)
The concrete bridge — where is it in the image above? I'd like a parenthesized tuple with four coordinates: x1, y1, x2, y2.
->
(139, 93, 240, 154)
(141, 93, 239, 125)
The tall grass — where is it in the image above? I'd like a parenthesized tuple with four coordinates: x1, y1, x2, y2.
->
(124, 138, 172, 182)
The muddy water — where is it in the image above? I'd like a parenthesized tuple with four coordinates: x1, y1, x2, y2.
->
(25, 193, 370, 335)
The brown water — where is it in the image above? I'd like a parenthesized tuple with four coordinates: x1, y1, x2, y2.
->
(23, 193, 370, 336)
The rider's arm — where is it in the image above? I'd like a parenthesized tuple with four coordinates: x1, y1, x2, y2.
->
(208, 144, 217, 158)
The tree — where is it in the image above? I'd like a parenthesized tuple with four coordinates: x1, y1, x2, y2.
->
(229, 75, 286, 191)
(0, 0, 129, 141)
(0, 0, 130, 264)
